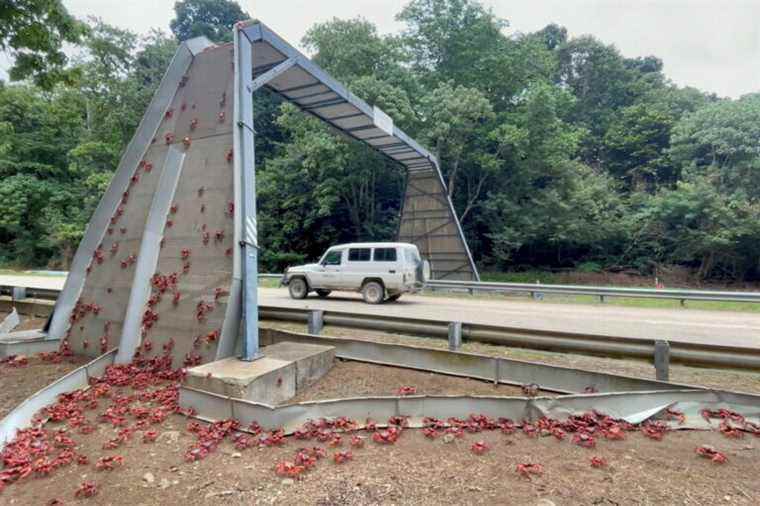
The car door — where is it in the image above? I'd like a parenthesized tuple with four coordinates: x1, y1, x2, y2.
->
(313, 249, 344, 289)
(373, 247, 402, 290)
(345, 247, 372, 289)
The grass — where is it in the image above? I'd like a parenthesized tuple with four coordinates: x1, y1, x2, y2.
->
(0, 269, 67, 277)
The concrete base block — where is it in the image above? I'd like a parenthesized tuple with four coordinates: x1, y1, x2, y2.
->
(263, 342, 336, 390)
(184, 341, 335, 405)
(185, 357, 296, 405)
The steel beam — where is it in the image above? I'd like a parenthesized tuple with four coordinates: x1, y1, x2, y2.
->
(249, 58, 296, 93)
(235, 28, 261, 361)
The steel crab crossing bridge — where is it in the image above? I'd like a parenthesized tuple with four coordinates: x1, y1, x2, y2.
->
(36, 20, 478, 366)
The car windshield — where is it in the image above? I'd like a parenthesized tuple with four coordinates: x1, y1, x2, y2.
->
(321, 250, 342, 265)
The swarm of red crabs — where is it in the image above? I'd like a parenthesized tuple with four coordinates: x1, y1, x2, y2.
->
(2, 346, 757, 501)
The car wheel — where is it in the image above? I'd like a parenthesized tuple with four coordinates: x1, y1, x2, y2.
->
(386, 294, 402, 302)
(288, 277, 308, 299)
(361, 281, 384, 304)
(316, 289, 331, 298)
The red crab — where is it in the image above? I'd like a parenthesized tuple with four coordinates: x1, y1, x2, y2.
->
(590, 456, 607, 468)
(333, 451, 353, 464)
(471, 441, 490, 455)
(516, 463, 544, 479)
(696, 445, 727, 464)
(372, 427, 400, 445)
(74, 481, 98, 498)
(95, 455, 124, 471)
(572, 433, 596, 448)
(396, 386, 417, 396)
(275, 461, 305, 478)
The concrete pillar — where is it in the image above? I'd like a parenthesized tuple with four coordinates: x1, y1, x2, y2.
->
(448, 321, 463, 351)
(307, 310, 324, 335)
(654, 340, 670, 381)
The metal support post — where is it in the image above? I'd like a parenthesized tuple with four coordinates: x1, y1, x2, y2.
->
(11, 287, 26, 302)
(654, 340, 670, 381)
(235, 27, 262, 361)
(307, 310, 324, 335)
(448, 321, 463, 351)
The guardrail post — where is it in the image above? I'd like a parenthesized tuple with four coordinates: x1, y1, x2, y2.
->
(448, 322, 463, 351)
(599, 295, 605, 303)
(11, 287, 26, 302)
(654, 340, 670, 381)
(307, 310, 324, 335)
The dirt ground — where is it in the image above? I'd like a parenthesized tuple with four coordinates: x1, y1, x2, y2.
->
(3, 409, 759, 506)
(263, 322, 760, 395)
(1, 324, 759, 504)
(0, 355, 88, 420)
(287, 360, 532, 404)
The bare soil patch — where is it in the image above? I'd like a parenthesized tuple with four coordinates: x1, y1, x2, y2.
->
(0, 354, 89, 419)
(0, 353, 758, 506)
(287, 360, 532, 405)
(5, 411, 759, 506)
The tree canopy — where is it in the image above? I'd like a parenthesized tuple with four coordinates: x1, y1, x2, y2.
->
(1, 0, 757, 281)
(1, 0, 87, 88)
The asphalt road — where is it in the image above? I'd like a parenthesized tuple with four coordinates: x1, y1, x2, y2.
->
(258, 288, 760, 349)
(3, 274, 760, 349)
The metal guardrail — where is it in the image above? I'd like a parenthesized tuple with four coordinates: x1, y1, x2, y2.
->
(4, 274, 760, 304)
(259, 305, 760, 372)
(3, 282, 760, 371)
(425, 279, 760, 304)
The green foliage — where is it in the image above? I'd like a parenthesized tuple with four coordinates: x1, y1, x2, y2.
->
(1, 0, 758, 282)
(1, 0, 88, 88)
(170, 0, 249, 42)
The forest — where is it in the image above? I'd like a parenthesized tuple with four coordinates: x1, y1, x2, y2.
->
(1, 0, 759, 281)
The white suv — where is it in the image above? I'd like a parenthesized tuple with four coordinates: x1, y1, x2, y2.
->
(281, 242, 429, 304)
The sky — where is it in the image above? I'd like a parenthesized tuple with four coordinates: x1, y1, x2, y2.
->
(2, 0, 758, 98)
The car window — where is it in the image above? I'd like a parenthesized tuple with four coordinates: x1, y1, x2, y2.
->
(373, 248, 397, 262)
(348, 248, 371, 262)
(405, 248, 421, 263)
(322, 250, 342, 265)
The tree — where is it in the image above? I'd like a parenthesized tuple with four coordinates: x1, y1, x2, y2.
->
(482, 82, 625, 266)
(1, 0, 87, 88)
(669, 93, 760, 198)
(634, 175, 760, 279)
(603, 103, 675, 191)
(419, 81, 495, 211)
(170, 0, 250, 42)
(397, 0, 508, 86)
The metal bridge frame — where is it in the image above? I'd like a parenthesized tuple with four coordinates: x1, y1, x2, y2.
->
(234, 22, 479, 358)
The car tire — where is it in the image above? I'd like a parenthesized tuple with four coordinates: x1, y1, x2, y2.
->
(361, 281, 385, 304)
(288, 277, 308, 299)
(316, 289, 331, 298)
(386, 294, 402, 302)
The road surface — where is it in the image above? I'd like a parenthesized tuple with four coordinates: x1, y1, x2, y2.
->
(3, 274, 760, 348)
